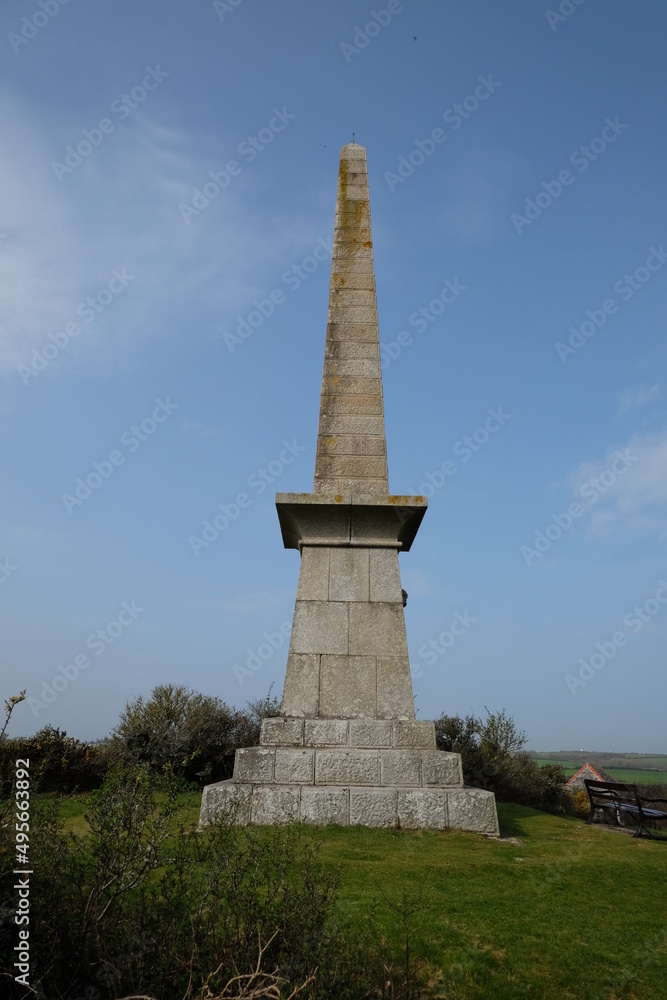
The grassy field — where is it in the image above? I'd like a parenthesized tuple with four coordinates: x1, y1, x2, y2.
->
(39, 792, 667, 999)
(535, 758, 667, 784)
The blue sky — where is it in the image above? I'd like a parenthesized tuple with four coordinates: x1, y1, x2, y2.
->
(1, 0, 666, 751)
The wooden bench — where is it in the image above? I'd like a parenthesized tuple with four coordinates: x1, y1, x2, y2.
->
(584, 779, 667, 841)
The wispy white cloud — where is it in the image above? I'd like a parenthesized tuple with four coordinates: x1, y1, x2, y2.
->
(567, 429, 667, 539)
(0, 94, 326, 379)
(617, 384, 661, 415)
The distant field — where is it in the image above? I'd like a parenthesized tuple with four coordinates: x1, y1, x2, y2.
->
(533, 755, 667, 785)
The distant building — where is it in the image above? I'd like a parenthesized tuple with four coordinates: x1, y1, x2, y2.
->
(566, 762, 615, 793)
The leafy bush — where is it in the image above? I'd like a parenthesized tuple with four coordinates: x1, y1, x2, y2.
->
(0, 762, 442, 999)
(108, 683, 280, 785)
(435, 708, 571, 813)
(0, 724, 107, 796)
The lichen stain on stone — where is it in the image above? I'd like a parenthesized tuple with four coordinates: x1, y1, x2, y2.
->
(334, 494, 344, 503)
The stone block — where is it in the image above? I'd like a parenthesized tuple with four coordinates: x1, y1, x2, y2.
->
(350, 788, 397, 828)
(323, 359, 381, 380)
(233, 747, 274, 783)
(315, 749, 380, 785)
(398, 789, 447, 829)
(290, 601, 348, 655)
(329, 258, 375, 276)
(260, 717, 304, 746)
(376, 657, 415, 720)
(321, 375, 383, 397)
(421, 752, 463, 787)
(301, 787, 349, 825)
(329, 290, 377, 307)
(320, 655, 376, 717)
(349, 718, 392, 748)
(349, 603, 407, 657)
(318, 393, 384, 416)
(199, 781, 252, 827)
(393, 721, 436, 749)
(369, 549, 403, 603)
(297, 547, 329, 601)
(328, 547, 369, 602)
(274, 748, 315, 784)
(251, 786, 301, 825)
(319, 414, 385, 435)
(328, 273, 376, 291)
(317, 433, 386, 457)
(280, 655, 320, 717)
(381, 750, 422, 786)
(446, 789, 499, 835)
(304, 718, 348, 746)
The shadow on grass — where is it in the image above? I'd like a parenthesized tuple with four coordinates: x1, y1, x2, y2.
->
(496, 802, 542, 838)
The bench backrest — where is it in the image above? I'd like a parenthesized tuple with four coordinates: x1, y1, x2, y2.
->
(584, 778, 639, 807)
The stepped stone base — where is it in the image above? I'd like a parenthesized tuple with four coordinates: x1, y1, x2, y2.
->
(198, 717, 499, 835)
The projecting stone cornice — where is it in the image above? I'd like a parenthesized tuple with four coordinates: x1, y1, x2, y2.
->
(275, 492, 427, 552)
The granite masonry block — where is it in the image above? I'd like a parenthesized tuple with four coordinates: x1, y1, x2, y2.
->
(316, 433, 386, 457)
(318, 393, 384, 415)
(349, 718, 393, 748)
(315, 749, 380, 785)
(318, 414, 385, 435)
(376, 657, 415, 720)
(329, 273, 376, 291)
(349, 603, 407, 657)
(199, 781, 252, 827)
(381, 750, 422, 786)
(304, 718, 348, 746)
(290, 601, 348, 655)
(328, 547, 370, 602)
(250, 786, 301, 825)
(320, 654, 376, 717)
(369, 549, 403, 603)
(321, 375, 383, 396)
(329, 289, 376, 307)
(446, 789, 500, 835)
(280, 655, 320, 717)
(350, 788, 397, 828)
(300, 787, 349, 825)
(297, 547, 330, 601)
(398, 789, 447, 829)
(421, 752, 463, 787)
(393, 721, 437, 749)
(274, 748, 315, 784)
(260, 717, 304, 746)
(233, 747, 274, 783)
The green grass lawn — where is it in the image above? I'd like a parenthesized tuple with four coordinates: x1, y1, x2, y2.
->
(39, 791, 667, 999)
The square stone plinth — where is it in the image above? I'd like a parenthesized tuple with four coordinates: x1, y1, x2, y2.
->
(301, 787, 348, 825)
(250, 786, 300, 825)
(447, 788, 499, 835)
(350, 788, 397, 828)
(398, 789, 447, 829)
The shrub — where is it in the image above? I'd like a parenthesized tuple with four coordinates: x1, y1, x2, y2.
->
(108, 683, 276, 785)
(0, 725, 107, 796)
(435, 708, 571, 813)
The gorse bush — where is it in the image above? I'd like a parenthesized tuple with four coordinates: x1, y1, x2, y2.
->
(107, 683, 281, 786)
(435, 708, 572, 813)
(0, 724, 107, 796)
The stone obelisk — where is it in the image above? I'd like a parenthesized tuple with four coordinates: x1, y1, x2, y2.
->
(200, 143, 498, 834)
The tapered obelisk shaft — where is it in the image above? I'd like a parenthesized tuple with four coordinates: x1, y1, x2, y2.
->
(314, 144, 388, 495)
